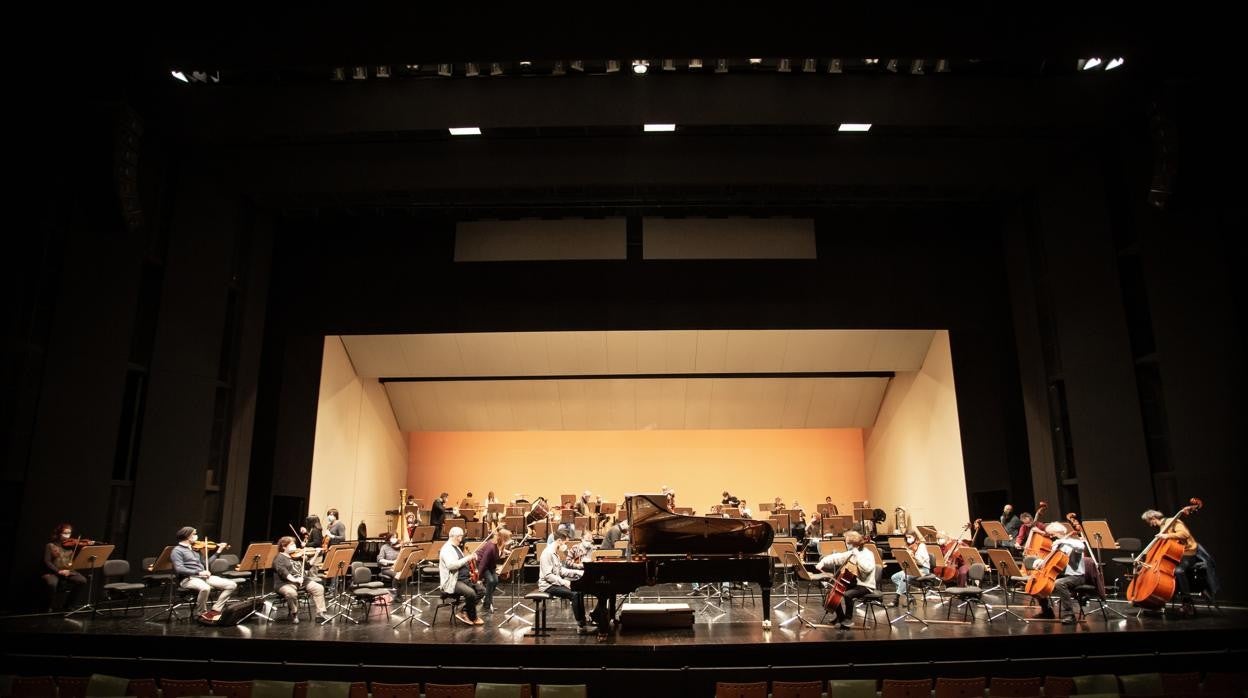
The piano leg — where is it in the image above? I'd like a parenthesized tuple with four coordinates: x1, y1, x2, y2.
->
(761, 584, 772, 629)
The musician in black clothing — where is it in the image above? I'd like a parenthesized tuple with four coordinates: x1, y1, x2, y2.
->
(273, 536, 329, 622)
(721, 491, 740, 507)
(431, 493, 449, 539)
(325, 509, 347, 545)
(300, 515, 324, 548)
(1000, 504, 1022, 540)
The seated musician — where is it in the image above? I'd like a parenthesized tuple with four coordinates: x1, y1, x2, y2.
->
(721, 491, 740, 507)
(42, 523, 88, 612)
(660, 485, 676, 511)
(1001, 504, 1022, 540)
(1141, 509, 1208, 617)
(459, 492, 476, 513)
(739, 499, 753, 519)
(817, 530, 877, 629)
(171, 526, 236, 616)
(889, 531, 932, 606)
(567, 531, 595, 569)
(576, 490, 594, 517)
(376, 531, 401, 586)
(1029, 522, 1091, 624)
(602, 519, 629, 550)
(538, 531, 590, 631)
(273, 536, 329, 622)
(773, 496, 784, 510)
(1013, 512, 1035, 548)
(474, 527, 511, 613)
(403, 512, 419, 542)
(823, 496, 838, 515)
(324, 509, 347, 545)
(792, 510, 808, 540)
(438, 526, 485, 626)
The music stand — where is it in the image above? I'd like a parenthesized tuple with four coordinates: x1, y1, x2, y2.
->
(817, 503, 835, 518)
(233, 542, 279, 623)
(319, 545, 359, 625)
(829, 516, 853, 535)
(759, 502, 773, 512)
(391, 545, 431, 628)
(64, 545, 114, 618)
(980, 520, 1012, 547)
(1083, 531, 1128, 620)
(411, 541, 446, 607)
(503, 515, 525, 534)
(1081, 521, 1118, 549)
(410, 526, 435, 543)
(488, 502, 506, 530)
(926, 544, 947, 567)
(143, 546, 186, 622)
(561, 494, 576, 507)
(532, 520, 549, 540)
(983, 549, 1027, 622)
(889, 548, 930, 627)
(497, 545, 534, 628)
(465, 522, 485, 539)
(460, 508, 478, 523)
(723, 507, 741, 518)
(916, 526, 938, 543)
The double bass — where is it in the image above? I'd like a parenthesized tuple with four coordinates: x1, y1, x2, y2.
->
(1022, 501, 1053, 558)
(1127, 498, 1202, 610)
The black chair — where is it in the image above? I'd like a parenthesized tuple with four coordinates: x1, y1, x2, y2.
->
(431, 591, 463, 625)
(350, 565, 391, 621)
(101, 560, 147, 615)
(944, 562, 986, 621)
(1108, 537, 1141, 596)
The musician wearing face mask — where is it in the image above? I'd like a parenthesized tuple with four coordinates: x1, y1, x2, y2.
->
(474, 527, 511, 613)
(818, 530, 877, 629)
(42, 523, 88, 612)
(273, 536, 329, 623)
(377, 531, 402, 587)
(889, 531, 932, 606)
(325, 509, 347, 545)
(171, 526, 236, 615)
(439, 527, 485, 626)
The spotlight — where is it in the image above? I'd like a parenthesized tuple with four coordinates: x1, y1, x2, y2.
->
(448, 127, 482, 136)
(490, 62, 503, 76)
(689, 58, 703, 70)
(864, 58, 879, 65)
(1106, 57, 1125, 70)
(802, 58, 817, 73)
(465, 62, 480, 77)
(331, 67, 345, 81)
(748, 58, 763, 65)
(519, 60, 532, 67)
(838, 123, 871, 132)
(886, 59, 898, 73)
(1081, 57, 1102, 70)
(662, 59, 675, 71)
(715, 59, 728, 73)
(936, 59, 950, 73)
(632, 60, 649, 75)
(777, 58, 792, 73)
(171, 70, 188, 83)
(352, 66, 367, 80)
(570, 60, 585, 72)
(552, 61, 565, 76)
(437, 63, 452, 76)
(828, 58, 843, 74)
(644, 123, 677, 132)
(405, 64, 419, 71)
(606, 60, 621, 73)
(376, 65, 391, 78)
(910, 59, 924, 75)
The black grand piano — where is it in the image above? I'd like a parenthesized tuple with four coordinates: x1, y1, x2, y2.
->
(571, 493, 776, 628)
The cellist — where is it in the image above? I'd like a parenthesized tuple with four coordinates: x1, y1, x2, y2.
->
(1141, 508, 1199, 617)
(1028, 522, 1090, 625)
(817, 531, 877, 629)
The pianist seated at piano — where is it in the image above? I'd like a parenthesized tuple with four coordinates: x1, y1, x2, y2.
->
(538, 531, 590, 631)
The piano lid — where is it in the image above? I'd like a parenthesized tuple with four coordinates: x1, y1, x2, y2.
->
(626, 493, 774, 556)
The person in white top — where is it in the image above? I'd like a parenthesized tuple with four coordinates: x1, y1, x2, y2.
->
(889, 531, 932, 605)
(538, 531, 588, 629)
(438, 527, 485, 626)
(817, 530, 877, 628)
(739, 499, 753, 519)
(1029, 522, 1092, 624)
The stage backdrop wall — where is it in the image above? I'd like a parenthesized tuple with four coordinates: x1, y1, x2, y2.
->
(407, 428, 866, 516)
(864, 331, 970, 536)
(309, 337, 408, 537)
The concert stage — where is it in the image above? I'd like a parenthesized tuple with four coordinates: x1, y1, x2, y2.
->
(3, 587, 1245, 697)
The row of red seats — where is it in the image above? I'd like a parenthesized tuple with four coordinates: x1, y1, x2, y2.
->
(4, 676, 587, 697)
(714, 671, 1247, 697)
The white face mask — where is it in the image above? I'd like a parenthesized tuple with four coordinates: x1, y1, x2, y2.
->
(286, 545, 296, 554)
(326, 515, 335, 523)
(905, 536, 916, 545)
(190, 534, 198, 543)
(937, 536, 947, 545)
(389, 538, 397, 546)
(60, 532, 71, 539)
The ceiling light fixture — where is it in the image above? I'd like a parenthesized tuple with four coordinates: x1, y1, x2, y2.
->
(886, 59, 898, 73)
(632, 60, 649, 75)
(1105, 57, 1125, 70)
(777, 58, 792, 73)
(606, 59, 621, 73)
(448, 127, 482, 136)
(689, 58, 703, 70)
(802, 58, 817, 73)
(643, 123, 676, 132)
(661, 59, 675, 71)
(552, 61, 565, 76)
(570, 60, 585, 72)
(490, 62, 503, 76)
(715, 59, 728, 73)
(376, 65, 391, 78)
(437, 63, 452, 77)
(838, 123, 872, 132)
(1082, 57, 1103, 70)
(910, 59, 924, 75)
(465, 62, 479, 77)
(936, 59, 950, 73)
(748, 58, 762, 64)
(171, 70, 188, 83)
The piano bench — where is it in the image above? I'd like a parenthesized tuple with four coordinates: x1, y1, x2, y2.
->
(525, 592, 551, 637)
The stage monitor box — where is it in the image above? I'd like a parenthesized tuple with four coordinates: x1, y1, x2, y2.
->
(619, 603, 694, 629)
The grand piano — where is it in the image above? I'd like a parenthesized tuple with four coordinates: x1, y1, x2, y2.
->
(571, 493, 777, 628)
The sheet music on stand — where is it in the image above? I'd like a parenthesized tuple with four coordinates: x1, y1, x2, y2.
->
(319, 545, 360, 625)
(233, 542, 279, 623)
(391, 545, 431, 629)
(65, 544, 115, 618)
(1079, 520, 1118, 549)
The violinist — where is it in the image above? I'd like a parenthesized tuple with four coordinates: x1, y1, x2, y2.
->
(376, 531, 402, 587)
(41, 523, 88, 612)
(171, 526, 236, 615)
(890, 530, 932, 606)
(1028, 522, 1089, 624)
(474, 527, 511, 613)
(1141, 508, 1201, 616)
(301, 514, 324, 549)
(325, 509, 347, 545)
(818, 530, 877, 629)
(273, 536, 329, 623)
(438, 526, 484, 626)
(575, 490, 594, 518)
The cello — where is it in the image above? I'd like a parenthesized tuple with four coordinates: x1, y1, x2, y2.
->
(1023, 518, 1071, 599)
(823, 556, 860, 613)
(1127, 498, 1202, 610)
(932, 522, 970, 582)
(1022, 501, 1053, 558)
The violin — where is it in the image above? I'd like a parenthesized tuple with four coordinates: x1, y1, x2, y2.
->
(191, 539, 228, 552)
(61, 537, 98, 548)
(1127, 497, 1203, 610)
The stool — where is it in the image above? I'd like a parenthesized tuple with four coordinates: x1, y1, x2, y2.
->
(525, 592, 550, 637)
(431, 592, 462, 625)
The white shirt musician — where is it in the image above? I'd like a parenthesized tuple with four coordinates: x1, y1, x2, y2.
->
(817, 531, 877, 628)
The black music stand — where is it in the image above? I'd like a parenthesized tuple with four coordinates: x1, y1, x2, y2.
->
(234, 542, 279, 623)
(983, 548, 1028, 622)
(64, 544, 114, 618)
(889, 549, 930, 627)
(319, 545, 359, 625)
(143, 545, 186, 622)
(496, 545, 534, 628)
(1084, 532, 1127, 620)
(391, 545, 431, 629)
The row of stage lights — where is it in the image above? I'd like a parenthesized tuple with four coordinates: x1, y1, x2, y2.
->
(446, 122, 872, 136)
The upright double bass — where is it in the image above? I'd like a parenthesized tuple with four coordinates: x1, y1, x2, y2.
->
(1127, 498, 1203, 610)
(1022, 501, 1052, 557)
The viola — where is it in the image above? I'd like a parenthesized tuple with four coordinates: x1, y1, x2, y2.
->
(1127, 497, 1202, 610)
(467, 552, 480, 583)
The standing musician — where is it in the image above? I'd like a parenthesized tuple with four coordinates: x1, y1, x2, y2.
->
(376, 531, 401, 587)
(818, 530, 877, 629)
(431, 493, 449, 540)
(1000, 504, 1022, 540)
(42, 523, 88, 612)
(171, 526, 236, 616)
(273, 536, 329, 622)
(721, 491, 740, 507)
(484, 491, 500, 532)
(474, 527, 511, 613)
(823, 496, 839, 515)
(300, 514, 325, 549)
(538, 531, 590, 631)
(438, 526, 485, 626)
(1029, 522, 1092, 624)
(1141, 508, 1206, 616)
(324, 509, 347, 545)
(890, 530, 931, 606)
